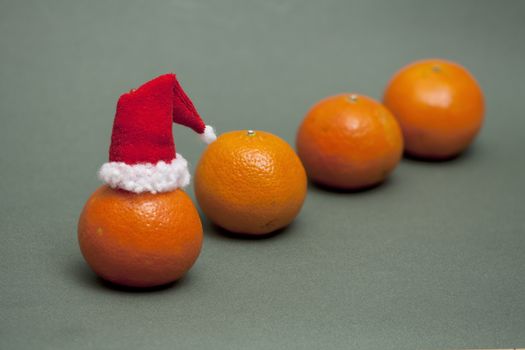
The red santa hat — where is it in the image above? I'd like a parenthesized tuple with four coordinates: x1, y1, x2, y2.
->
(98, 74, 216, 194)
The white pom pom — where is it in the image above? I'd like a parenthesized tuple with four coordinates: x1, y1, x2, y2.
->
(199, 125, 217, 144)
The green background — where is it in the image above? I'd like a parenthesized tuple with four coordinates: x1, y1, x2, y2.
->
(1, 0, 524, 349)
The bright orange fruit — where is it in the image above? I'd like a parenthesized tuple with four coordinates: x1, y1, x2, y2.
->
(383, 59, 484, 159)
(194, 130, 307, 235)
(78, 186, 202, 288)
(296, 94, 403, 190)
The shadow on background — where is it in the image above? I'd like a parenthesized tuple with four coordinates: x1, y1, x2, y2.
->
(402, 141, 482, 165)
(67, 259, 190, 294)
(202, 217, 299, 242)
(309, 178, 388, 194)
(307, 173, 397, 196)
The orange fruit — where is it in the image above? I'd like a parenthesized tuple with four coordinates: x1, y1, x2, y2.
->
(194, 130, 307, 235)
(383, 59, 484, 159)
(296, 94, 403, 190)
(78, 186, 203, 288)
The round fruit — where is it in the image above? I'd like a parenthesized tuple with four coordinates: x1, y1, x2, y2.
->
(194, 130, 307, 235)
(78, 186, 203, 288)
(383, 59, 484, 159)
(296, 94, 403, 190)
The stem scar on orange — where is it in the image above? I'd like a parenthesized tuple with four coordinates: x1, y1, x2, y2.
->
(296, 94, 403, 190)
(78, 186, 203, 288)
(383, 59, 484, 159)
(194, 130, 307, 235)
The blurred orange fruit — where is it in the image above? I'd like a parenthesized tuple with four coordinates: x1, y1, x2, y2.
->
(78, 186, 202, 288)
(195, 130, 307, 235)
(383, 59, 484, 159)
(296, 94, 403, 190)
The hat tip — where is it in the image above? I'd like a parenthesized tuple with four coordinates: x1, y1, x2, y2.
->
(200, 125, 217, 144)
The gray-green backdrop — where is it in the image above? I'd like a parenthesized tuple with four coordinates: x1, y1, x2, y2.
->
(1, 0, 524, 349)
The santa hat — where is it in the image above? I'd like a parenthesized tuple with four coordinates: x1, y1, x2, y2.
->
(98, 74, 216, 194)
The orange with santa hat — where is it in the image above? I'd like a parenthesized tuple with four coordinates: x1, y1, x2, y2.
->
(78, 74, 216, 288)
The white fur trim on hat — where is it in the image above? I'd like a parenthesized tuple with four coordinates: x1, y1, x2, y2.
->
(199, 125, 217, 144)
(98, 154, 190, 194)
